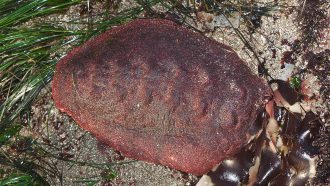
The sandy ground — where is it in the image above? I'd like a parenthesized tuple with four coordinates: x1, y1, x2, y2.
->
(18, 0, 329, 185)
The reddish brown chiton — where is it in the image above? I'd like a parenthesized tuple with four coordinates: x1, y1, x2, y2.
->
(52, 19, 270, 175)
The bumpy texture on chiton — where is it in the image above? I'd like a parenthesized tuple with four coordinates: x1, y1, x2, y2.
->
(52, 19, 270, 175)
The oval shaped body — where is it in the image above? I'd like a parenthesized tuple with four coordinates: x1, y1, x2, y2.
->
(52, 19, 270, 175)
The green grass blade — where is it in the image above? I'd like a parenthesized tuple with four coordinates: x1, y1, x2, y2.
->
(0, 0, 81, 28)
(0, 173, 34, 186)
(0, 124, 22, 147)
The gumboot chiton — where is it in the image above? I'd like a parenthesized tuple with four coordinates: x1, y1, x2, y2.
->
(52, 19, 270, 175)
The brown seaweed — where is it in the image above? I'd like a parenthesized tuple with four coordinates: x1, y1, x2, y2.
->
(198, 79, 321, 185)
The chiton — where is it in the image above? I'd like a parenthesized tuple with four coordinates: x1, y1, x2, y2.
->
(52, 19, 270, 175)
